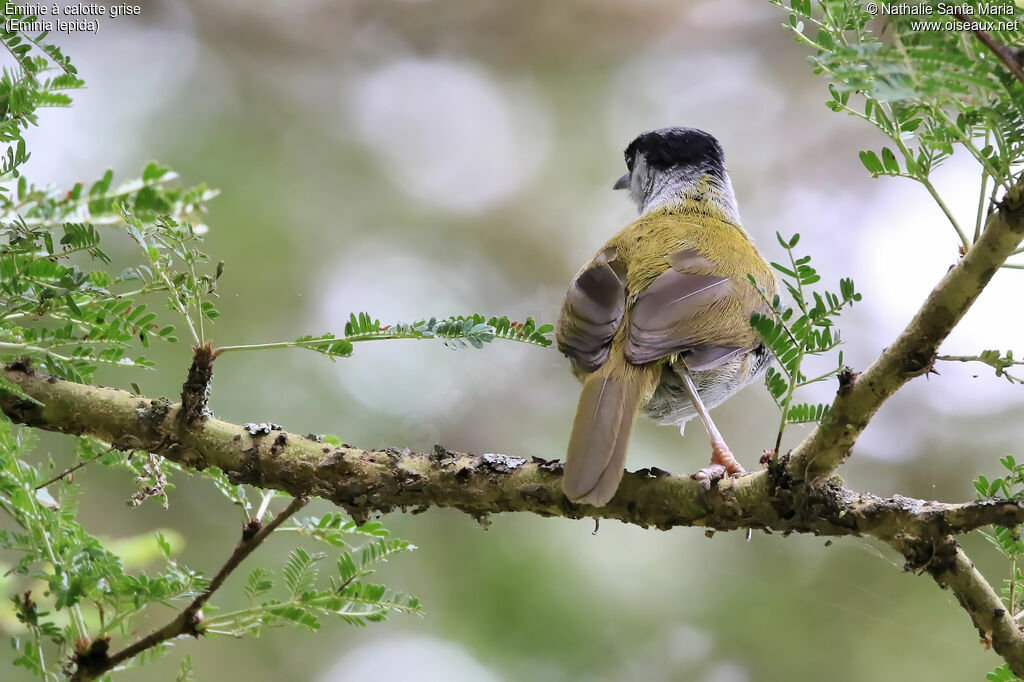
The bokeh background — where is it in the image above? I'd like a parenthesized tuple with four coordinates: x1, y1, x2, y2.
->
(4, 0, 1024, 680)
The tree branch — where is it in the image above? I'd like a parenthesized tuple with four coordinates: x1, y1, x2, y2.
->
(0, 366, 1020, 538)
(787, 195, 1024, 483)
(954, 12, 1024, 86)
(69, 496, 308, 681)
(893, 535, 1024, 677)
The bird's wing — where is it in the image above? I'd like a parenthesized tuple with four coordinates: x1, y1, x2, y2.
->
(624, 247, 749, 369)
(556, 246, 627, 372)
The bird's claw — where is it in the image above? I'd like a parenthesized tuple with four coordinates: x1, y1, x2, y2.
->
(691, 464, 745, 490)
(692, 464, 728, 490)
(693, 445, 746, 490)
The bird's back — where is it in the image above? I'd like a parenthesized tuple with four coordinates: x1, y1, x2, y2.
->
(604, 204, 777, 354)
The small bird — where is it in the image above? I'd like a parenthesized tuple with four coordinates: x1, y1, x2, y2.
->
(556, 127, 778, 507)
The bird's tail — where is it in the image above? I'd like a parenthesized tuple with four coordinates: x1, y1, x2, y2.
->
(563, 364, 656, 507)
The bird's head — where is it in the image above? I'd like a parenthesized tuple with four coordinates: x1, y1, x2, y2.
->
(614, 127, 733, 216)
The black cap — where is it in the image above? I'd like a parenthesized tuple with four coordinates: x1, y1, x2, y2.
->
(624, 127, 725, 174)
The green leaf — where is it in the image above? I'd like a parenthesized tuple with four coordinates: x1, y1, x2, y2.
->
(880, 147, 900, 174)
(142, 161, 170, 183)
(986, 665, 1020, 682)
(282, 548, 324, 598)
(155, 532, 172, 559)
(859, 150, 883, 174)
(786, 402, 831, 424)
(88, 168, 113, 197)
(244, 568, 275, 603)
(771, 262, 797, 278)
(295, 334, 354, 360)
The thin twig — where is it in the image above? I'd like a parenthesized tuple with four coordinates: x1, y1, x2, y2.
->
(938, 353, 1024, 383)
(976, 131, 992, 243)
(34, 450, 108, 490)
(70, 496, 308, 681)
(188, 496, 308, 617)
(938, 354, 1024, 366)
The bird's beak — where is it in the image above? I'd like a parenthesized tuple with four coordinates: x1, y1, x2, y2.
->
(613, 172, 631, 190)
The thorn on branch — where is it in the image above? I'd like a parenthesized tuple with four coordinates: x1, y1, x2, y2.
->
(836, 366, 858, 394)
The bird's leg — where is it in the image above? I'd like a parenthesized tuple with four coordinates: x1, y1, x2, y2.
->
(677, 365, 745, 488)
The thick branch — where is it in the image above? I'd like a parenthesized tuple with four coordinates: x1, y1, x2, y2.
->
(788, 196, 1024, 483)
(2, 366, 1022, 539)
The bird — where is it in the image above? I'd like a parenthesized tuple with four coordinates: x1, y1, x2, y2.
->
(556, 126, 778, 507)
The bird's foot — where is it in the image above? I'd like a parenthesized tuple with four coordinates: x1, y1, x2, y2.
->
(692, 463, 728, 489)
(692, 442, 745, 490)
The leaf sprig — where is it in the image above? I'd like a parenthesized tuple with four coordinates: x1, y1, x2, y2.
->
(214, 312, 554, 359)
(345, 312, 554, 349)
(775, 0, 1024, 253)
(939, 349, 1024, 384)
(203, 522, 421, 634)
(0, 165, 220, 383)
(749, 232, 861, 455)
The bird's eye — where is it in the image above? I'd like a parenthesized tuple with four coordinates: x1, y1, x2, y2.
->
(625, 155, 634, 172)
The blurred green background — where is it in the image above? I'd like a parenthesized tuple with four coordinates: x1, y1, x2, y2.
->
(5, 0, 1024, 680)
